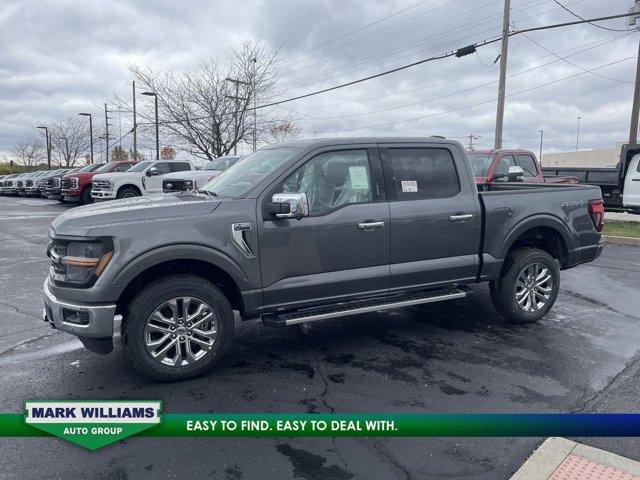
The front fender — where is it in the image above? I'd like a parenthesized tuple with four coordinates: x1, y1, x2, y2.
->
(110, 243, 250, 291)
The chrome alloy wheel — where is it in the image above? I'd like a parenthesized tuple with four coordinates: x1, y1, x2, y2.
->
(515, 262, 553, 312)
(144, 297, 218, 367)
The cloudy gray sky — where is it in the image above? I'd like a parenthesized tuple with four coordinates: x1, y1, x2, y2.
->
(0, 0, 636, 161)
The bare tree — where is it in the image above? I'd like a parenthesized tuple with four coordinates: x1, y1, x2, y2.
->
(267, 120, 302, 144)
(111, 145, 129, 161)
(14, 138, 43, 167)
(49, 117, 95, 167)
(126, 41, 282, 160)
(160, 146, 176, 160)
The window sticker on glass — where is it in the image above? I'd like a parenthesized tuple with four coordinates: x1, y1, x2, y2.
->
(401, 180, 418, 192)
(349, 166, 369, 189)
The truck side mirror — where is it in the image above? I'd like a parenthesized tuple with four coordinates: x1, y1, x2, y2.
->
(146, 167, 158, 177)
(507, 166, 524, 182)
(268, 193, 309, 220)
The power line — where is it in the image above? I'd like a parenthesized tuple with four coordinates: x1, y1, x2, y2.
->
(293, 33, 632, 122)
(519, 31, 633, 84)
(552, 0, 633, 32)
(314, 57, 633, 135)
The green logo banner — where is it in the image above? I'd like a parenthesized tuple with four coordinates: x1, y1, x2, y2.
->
(24, 401, 162, 450)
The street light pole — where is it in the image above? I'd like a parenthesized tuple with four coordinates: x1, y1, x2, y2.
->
(251, 57, 258, 152)
(142, 91, 159, 159)
(132, 81, 137, 160)
(538, 129, 543, 162)
(78, 113, 93, 163)
(36, 126, 51, 170)
(576, 116, 581, 151)
(104, 103, 110, 162)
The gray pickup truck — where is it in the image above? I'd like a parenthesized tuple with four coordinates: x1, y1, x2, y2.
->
(43, 138, 604, 381)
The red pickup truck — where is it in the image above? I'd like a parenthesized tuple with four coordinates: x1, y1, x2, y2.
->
(467, 149, 578, 185)
(61, 160, 137, 204)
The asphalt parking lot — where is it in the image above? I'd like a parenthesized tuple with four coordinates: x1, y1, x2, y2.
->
(0, 195, 639, 480)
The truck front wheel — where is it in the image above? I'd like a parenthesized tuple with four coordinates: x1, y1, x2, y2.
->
(490, 247, 560, 324)
(122, 274, 234, 381)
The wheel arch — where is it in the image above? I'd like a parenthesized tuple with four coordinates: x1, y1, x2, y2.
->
(500, 215, 571, 268)
(113, 244, 249, 317)
(117, 184, 142, 196)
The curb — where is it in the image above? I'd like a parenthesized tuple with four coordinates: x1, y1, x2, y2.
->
(602, 235, 640, 246)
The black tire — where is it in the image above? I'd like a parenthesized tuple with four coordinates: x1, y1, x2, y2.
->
(116, 187, 140, 199)
(122, 274, 234, 381)
(58, 198, 66, 203)
(490, 247, 560, 324)
(80, 186, 92, 205)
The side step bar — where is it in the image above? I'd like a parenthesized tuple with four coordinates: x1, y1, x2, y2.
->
(263, 286, 472, 327)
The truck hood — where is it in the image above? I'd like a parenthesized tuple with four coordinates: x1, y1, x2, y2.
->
(51, 193, 220, 236)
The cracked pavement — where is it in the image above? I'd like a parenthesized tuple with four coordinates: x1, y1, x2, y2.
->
(0, 196, 639, 479)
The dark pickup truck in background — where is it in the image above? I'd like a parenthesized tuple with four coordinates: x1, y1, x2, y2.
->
(542, 143, 640, 213)
(43, 137, 604, 381)
(468, 149, 579, 185)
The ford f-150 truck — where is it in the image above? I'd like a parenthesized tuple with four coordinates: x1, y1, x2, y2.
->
(468, 149, 579, 185)
(62, 161, 136, 204)
(43, 138, 604, 381)
(91, 160, 193, 200)
(162, 156, 242, 193)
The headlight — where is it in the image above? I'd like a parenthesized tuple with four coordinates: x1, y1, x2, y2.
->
(48, 237, 114, 287)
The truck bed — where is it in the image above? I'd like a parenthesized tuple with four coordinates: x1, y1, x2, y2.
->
(541, 166, 620, 186)
(477, 182, 603, 279)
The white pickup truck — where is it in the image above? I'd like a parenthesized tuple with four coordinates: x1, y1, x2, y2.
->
(91, 160, 193, 200)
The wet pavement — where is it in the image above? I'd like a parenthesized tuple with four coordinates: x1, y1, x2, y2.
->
(0, 195, 639, 479)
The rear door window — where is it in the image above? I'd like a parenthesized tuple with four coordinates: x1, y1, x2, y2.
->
(383, 148, 460, 200)
(170, 162, 191, 172)
(153, 163, 172, 175)
(515, 154, 538, 178)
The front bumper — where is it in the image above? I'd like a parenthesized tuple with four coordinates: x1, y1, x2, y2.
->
(91, 189, 116, 200)
(43, 278, 116, 339)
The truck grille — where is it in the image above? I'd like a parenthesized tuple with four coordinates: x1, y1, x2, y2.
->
(92, 179, 111, 190)
(163, 179, 186, 192)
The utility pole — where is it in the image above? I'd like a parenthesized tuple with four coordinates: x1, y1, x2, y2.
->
(104, 103, 110, 162)
(59, 137, 69, 166)
(576, 116, 581, 151)
(132, 81, 137, 160)
(36, 126, 51, 170)
(628, 0, 640, 144)
(225, 77, 249, 155)
(538, 129, 544, 162)
(494, 0, 511, 150)
(468, 134, 480, 149)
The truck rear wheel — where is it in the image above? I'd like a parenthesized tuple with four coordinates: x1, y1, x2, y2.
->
(490, 247, 559, 324)
(122, 274, 234, 381)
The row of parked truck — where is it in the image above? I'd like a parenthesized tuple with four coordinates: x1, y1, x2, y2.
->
(0, 156, 242, 204)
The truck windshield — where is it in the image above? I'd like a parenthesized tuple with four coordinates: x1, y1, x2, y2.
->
(468, 153, 494, 177)
(202, 148, 299, 198)
(77, 163, 104, 173)
(127, 161, 154, 173)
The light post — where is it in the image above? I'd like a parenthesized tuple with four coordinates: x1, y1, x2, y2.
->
(538, 130, 543, 163)
(142, 91, 159, 159)
(251, 57, 258, 152)
(36, 125, 51, 170)
(576, 116, 581, 151)
(59, 136, 69, 166)
(78, 113, 93, 163)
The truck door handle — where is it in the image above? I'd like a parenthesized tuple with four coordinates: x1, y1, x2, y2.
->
(449, 214, 474, 221)
(357, 221, 385, 230)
